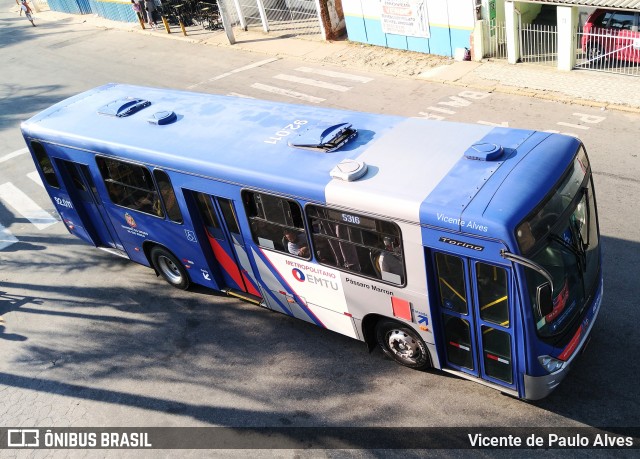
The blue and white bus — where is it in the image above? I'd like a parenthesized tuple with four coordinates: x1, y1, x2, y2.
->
(22, 84, 603, 400)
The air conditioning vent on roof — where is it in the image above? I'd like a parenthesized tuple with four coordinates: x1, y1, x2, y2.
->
(288, 122, 358, 152)
(98, 98, 151, 117)
(330, 159, 368, 181)
(147, 110, 177, 125)
(464, 142, 503, 161)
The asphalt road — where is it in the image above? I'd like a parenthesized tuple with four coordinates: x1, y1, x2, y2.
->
(1, 0, 639, 456)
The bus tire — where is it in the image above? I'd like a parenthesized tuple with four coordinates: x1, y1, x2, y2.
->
(375, 320, 431, 370)
(150, 246, 190, 290)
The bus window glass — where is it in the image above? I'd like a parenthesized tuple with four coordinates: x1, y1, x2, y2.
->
(482, 326, 513, 383)
(443, 316, 474, 369)
(153, 170, 183, 223)
(62, 162, 88, 191)
(476, 263, 509, 327)
(434, 253, 467, 314)
(194, 193, 224, 240)
(243, 191, 309, 259)
(218, 198, 240, 235)
(31, 142, 60, 188)
(516, 146, 588, 254)
(96, 157, 163, 218)
(307, 205, 404, 285)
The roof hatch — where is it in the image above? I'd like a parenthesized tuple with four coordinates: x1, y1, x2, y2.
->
(288, 122, 358, 152)
(464, 142, 503, 161)
(98, 98, 151, 117)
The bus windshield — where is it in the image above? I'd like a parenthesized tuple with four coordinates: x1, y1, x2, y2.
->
(516, 146, 600, 339)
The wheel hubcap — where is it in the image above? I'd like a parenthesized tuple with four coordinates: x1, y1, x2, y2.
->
(387, 329, 420, 363)
(158, 255, 182, 284)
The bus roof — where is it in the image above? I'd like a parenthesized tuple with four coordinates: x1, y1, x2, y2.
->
(22, 84, 580, 241)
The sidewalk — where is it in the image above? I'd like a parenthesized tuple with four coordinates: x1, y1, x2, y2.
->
(29, 7, 640, 114)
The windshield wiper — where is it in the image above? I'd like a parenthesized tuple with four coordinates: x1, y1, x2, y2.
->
(548, 233, 585, 273)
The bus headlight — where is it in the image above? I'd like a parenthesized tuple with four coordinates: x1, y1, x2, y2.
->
(538, 355, 565, 373)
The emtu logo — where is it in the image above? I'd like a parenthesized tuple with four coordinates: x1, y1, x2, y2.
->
(292, 268, 306, 282)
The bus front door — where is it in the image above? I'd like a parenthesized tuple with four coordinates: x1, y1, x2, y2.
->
(432, 251, 517, 391)
(190, 192, 261, 298)
(57, 160, 124, 251)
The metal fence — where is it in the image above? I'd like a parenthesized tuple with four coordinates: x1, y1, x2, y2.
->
(484, 21, 558, 66)
(520, 23, 557, 66)
(222, 0, 322, 37)
(575, 27, 640, 76)
(484, 20, 507, 60)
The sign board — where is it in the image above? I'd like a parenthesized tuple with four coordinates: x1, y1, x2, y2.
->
(380, 0, 430, 38)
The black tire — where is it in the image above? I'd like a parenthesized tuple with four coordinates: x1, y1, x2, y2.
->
(375, 319, 431, 370)
(150, 246, 190, 290)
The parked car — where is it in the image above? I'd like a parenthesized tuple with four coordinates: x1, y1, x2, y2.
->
(582, 9, 640, 65)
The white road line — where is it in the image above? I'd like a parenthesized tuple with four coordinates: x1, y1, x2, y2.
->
(27, 171, 44, 187)
(557, 122, 589, 130)
(0, 148, 28, 164)
(0, 183, 58, 230)
(295, 67, 373, 83)
(250, 83, 326, 103)
(187, 58, 279, 89)
(273, 74, 352, 92)
(227, 92, 256, 99)
(0, 223, 19, 251)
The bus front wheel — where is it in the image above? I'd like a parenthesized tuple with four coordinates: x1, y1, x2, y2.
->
(375, 320, 431, 370)
(150, 246, 190, 290)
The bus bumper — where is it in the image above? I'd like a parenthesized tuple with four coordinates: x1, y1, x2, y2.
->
(522, 356, 576, 400)
(523, 281, 603, 400)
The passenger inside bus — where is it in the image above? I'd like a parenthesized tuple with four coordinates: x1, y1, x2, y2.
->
(284, 229, 310, 258)
(379, 236, 403, 279)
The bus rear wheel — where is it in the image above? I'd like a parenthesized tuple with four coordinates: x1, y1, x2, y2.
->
(150, 246, 190, 290)
(376, 320, 431, 370)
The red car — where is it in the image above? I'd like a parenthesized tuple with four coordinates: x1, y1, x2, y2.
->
(582, 9, 640, 64)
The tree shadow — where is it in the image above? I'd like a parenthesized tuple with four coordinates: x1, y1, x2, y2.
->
(0, 229, 638, 433)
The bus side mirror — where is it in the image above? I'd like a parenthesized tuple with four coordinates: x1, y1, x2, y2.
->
(537, 282, 554, 317)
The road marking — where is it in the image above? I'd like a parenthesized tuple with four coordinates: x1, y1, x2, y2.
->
(0, 148, 28, 164)
(227, 92, 256, 99)
(250, 83, 325, 103)
(0, 183, 58, 230)
(27, 171, 44, 187)
(0, 224, 19, 250)
(478, 121, 509, 127)
(187, 58, 279, 89)
(426, 106, 455, 114)
(295, 67, 373, 83)
(273, 74, 352, 92)
(557, 122, 589, 130)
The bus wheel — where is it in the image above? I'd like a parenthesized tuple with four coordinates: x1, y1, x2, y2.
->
(150, 246, 190, 290)
(375, 320, 430, 370)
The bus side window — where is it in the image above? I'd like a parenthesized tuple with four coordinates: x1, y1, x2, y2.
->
(434, 253, 468, 314)
(242, 191, 309, 259)
(307, 205, 405, 285)
(153, 169, 183, 223)
(31, 142, 60, 189)
(476, 262, 509, 327)
(96, 157, 164, 218)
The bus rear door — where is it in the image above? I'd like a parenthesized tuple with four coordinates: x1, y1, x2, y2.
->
(189, 191, 261, 298)
(431, 251, 517, 392)
(57, 159, 124, 252)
